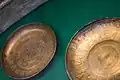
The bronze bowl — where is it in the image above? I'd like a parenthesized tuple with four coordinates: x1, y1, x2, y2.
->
(66, 18, 120, 80)
(1, 23, 56, 79)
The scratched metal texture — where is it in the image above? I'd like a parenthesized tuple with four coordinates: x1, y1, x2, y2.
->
(0, 0, 12, 9)
(0, 0, 47, 34)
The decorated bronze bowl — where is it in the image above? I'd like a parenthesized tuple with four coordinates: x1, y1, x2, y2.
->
(1, 23, 56, 79)
(66, 18, 120, 80)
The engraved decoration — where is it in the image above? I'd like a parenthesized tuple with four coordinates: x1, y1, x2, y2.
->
(66, 18, 120, 80)
(2, 23, 56, 79)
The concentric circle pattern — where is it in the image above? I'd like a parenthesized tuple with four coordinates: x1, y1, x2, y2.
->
(66, 18, 120, 80)
(2, 23, 56, 79)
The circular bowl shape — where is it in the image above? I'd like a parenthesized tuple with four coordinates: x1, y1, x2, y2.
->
(2, 23, 56, 79)
(66, 18, 120, 80)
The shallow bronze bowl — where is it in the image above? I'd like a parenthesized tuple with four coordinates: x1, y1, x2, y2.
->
(66, 18, 120, 80)
(1, 23, 56, 79)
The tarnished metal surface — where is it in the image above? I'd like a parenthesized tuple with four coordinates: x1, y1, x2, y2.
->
(66, 18, 120, 80)
(0, 0, 12, 9)
(0, 0, 48, 34)
(2, 23, 56, 79)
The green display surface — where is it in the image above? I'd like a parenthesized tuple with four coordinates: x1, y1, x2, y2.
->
(0, 0, 120, 80)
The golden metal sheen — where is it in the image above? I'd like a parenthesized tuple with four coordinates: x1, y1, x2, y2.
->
(2, 23, 56, 79)
(66, 18, 120, 80)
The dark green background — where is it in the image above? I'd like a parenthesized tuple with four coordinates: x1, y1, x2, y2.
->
(0, 0, 120, 80)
